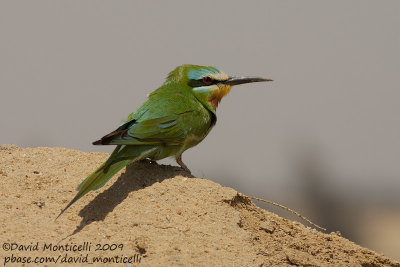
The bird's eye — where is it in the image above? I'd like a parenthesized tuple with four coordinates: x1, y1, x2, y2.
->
(202, 76, 212, 85)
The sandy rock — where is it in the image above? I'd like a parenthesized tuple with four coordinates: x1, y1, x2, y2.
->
(0, 145, 399, 266)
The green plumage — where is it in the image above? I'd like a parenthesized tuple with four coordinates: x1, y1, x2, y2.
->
(56, 64, 271, 219)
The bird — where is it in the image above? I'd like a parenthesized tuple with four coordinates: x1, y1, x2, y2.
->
(56, 64, 272, 219)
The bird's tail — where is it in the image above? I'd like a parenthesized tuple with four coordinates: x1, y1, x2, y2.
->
(56, 145, 157, 220)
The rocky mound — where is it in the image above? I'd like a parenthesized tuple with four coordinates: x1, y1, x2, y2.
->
(0, 145, 398, 266)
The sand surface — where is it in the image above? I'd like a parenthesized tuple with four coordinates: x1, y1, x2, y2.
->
(0, 144, 399, 267)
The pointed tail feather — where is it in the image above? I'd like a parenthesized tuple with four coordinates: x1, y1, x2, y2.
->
(56, 156, 132, 220)
(55, 145, 158, 220)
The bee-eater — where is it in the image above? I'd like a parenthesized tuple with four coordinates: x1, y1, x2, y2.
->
(56, 64, 272, 219)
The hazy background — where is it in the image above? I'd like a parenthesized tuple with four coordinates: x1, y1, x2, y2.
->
(1, 0, 399, 260)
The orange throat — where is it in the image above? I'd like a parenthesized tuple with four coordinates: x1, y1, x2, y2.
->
(208, 85, 231, 110)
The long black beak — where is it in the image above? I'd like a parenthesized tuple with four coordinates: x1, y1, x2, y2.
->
(223, 76, 273, 86)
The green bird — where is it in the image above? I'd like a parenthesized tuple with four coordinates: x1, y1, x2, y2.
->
(56, 64, 272, 219)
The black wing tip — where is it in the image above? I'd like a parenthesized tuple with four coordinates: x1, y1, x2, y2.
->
(92, 139, 103, 145)
(92, 132, 119, 145)
(92, 119, 136, 146)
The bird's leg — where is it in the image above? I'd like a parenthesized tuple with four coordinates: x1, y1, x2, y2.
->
(176, 154, 191, 173)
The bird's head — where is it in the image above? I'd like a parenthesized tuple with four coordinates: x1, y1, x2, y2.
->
(166, 64, 272, 112)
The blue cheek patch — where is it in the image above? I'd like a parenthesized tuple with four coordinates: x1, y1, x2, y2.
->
(193, 86, 213, 94)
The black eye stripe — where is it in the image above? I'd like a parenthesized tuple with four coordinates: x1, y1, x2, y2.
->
(188, 78, 219, 88)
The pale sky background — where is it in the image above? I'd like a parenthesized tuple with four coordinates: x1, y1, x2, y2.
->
(1, 0, 399, 259)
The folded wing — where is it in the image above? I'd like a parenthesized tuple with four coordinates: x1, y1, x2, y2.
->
(93, 114, 189, 146)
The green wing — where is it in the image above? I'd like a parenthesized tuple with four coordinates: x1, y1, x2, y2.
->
(93, 93, 212, 147)
(93, 113, 191, 146)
